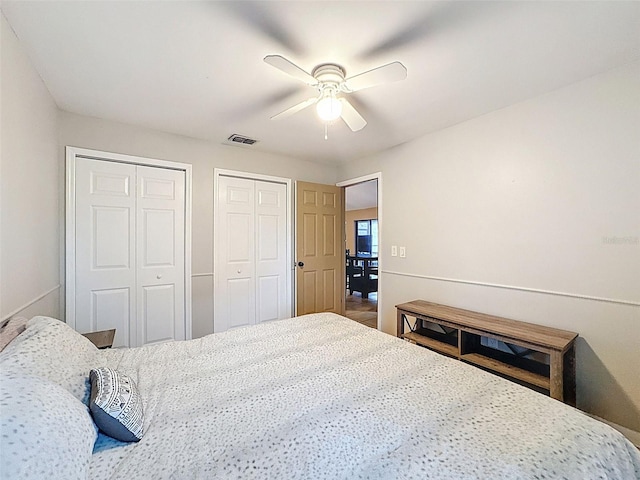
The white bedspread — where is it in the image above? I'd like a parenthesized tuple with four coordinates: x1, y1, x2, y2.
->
(88, 313, 640, 479)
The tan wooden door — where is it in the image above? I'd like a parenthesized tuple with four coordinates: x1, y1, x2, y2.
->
(296, 181, 345, 316)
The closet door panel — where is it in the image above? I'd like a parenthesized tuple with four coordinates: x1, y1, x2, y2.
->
(257, 275, 279, 322)
(92, 206, 131, 268)
(136, 165, 186, 346)
(216, 176, 256, 332)
(227, 278, 252, 328)
(141, 284, 175, 344)
(255, 181, 288, 323)
(227, 213, 252, 262)
(90, 288, 130, 344)
(142, 209, 176, 266)
(75, 159, 136, 348)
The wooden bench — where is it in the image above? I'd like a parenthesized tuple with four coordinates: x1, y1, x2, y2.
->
(396, 300, 578, 405)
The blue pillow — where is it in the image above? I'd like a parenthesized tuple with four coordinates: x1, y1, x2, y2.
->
(89, 367, 144, 442)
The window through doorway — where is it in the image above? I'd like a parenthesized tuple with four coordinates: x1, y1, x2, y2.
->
(355, 219, 378, 256)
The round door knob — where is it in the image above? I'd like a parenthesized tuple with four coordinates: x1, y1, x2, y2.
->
(237, 269, 241, 274)
(156, 275, 162, 279)
(297, 261, 304, 267)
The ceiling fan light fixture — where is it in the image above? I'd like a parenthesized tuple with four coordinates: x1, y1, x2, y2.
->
(316, 94, 342, 122)
(265, 55, 406, 132)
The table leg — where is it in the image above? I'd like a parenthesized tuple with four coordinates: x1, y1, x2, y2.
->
(564, 345, 576, 406)
(550, 351, 564, 402)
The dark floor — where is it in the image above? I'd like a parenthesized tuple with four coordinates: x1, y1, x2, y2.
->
(345, 291, 378, 329)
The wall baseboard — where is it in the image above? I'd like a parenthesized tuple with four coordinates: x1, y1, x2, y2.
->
(0, 285, 61, 322)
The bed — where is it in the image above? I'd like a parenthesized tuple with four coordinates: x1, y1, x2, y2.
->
(1, 314, 639, 479)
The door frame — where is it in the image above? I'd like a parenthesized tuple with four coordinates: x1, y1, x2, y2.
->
(65, 146, 193, 339)
(336, 172, 382, 330)
(213, 169, 293, 332)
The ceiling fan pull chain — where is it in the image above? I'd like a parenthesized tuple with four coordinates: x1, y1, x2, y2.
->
(324, 123, 329, 140)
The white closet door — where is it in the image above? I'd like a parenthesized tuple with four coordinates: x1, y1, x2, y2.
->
(255, 181, 288, 323)
(136, 166, 186, 345)
(75, 159, 136, 347)
(216, 176, 256, 331)
(74, 158, 186, 347)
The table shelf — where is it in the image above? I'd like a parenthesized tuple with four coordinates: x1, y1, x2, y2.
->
(460, 353, 550, 390)
(402, 330, 458, 358)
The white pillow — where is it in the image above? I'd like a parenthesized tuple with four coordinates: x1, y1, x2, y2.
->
(0, 372, 97, 480)
(0, 316, 98, 404)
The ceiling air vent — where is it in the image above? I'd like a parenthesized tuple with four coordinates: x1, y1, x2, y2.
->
(227, 134, 258, 145)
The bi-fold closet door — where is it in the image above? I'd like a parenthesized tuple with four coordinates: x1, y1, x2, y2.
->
(215, 175, 289, 332)
(72, 157, 186, 348)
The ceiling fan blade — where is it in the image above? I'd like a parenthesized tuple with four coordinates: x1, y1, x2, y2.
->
(264, 55, 317, 86)
(339, 98, 367, 131)
(270, 97, 318, 120)
(359, 2, 509, 59)
(223, 3, 303, 56)
(343, 62, 407, 92)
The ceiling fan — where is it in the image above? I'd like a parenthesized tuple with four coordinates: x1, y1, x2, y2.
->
(264, 55, 407, 133)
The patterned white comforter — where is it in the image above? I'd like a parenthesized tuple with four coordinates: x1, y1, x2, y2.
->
(88, 313, 640, 479)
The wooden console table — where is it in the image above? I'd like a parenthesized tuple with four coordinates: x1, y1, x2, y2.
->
(396, 300, 578, 405)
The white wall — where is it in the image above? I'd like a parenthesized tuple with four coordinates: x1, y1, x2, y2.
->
(338, 62, 640, 432)
(1, 14, 60, 321)
(58, 111, 338, 339)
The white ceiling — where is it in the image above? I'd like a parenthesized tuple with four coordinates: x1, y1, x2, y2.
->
(346, 180, 377, 211)
(2, 1, 639, 165)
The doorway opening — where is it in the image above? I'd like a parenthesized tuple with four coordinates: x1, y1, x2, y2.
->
(342, 178, 379, 329)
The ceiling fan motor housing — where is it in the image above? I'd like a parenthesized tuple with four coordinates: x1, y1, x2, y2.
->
(311, 64, 345, 122)
(312, 64, 346, 92)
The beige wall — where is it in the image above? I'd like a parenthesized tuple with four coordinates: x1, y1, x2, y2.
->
(338, 62, 640, 432)
(345, 207, 378, 254)
(1, 14, 60, 321)
(58, 111, 339, 339)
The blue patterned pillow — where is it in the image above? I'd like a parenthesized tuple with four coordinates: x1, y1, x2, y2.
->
(89, 367, 144, 442)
